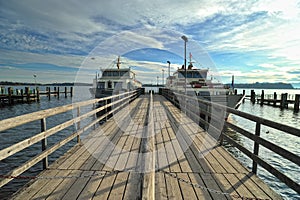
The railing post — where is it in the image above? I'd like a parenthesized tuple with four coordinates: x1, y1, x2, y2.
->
(77, 107, 81, 143)
(252, 122, 261, 174)
(41, 118, 48, 169)
(93, 103, 97, 130)
(105, 99, 108, 121)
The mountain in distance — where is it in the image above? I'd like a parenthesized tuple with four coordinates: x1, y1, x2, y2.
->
(292, 83, 300, 89)
(230, 82, 294, 89)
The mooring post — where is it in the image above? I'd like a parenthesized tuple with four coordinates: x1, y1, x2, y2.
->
(280, 93, 288, 109)
(57, 87, 60, 99)
(54, 87, 57, 97)
(273, 92, 277, 106)
(41, 118, 48, 169)
(25, 87, 30, 103)
(36, 87, 40, 102)
(47, 87, 51, 100)
(252, 122, 261, 174)
(21, 89, 24, 103)
(8, 87, 12, 105)
(294, 94, 300, 113)
(64, 87, 67, 98)
(250, 90, 255, 104)
(260, 90, 264, 106)
(70, 87, 73, 97)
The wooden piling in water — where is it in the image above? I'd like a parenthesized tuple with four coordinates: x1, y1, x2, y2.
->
(260, 90, 264, 106)
(36, 87, 40, 102)
(294, 94, 300, 113)
(273, 92, 277, 106)
(250, 90, 255, 103)
(280, 93, 288, 109)
(64, 87, 67, 97)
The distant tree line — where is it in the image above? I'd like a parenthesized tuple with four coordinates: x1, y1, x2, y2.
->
(0, 81, 92, 86)
(229, 82, 294, 89)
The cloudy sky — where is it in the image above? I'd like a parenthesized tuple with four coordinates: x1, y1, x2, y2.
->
(1, 0, 300, 86)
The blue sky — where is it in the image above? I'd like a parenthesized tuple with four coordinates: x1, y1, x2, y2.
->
(1, 0, 300, 86)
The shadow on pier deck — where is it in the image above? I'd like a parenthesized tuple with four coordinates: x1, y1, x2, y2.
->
(10, 95, 281, 200)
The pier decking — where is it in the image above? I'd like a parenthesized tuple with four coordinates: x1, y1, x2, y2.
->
(11, 95, 281, 199)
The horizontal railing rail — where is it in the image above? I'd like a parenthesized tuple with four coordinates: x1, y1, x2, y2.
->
(0, 89, 143, 188)
(161, 88, 300, 194)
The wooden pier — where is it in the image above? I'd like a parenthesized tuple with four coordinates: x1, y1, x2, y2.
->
(0, 89, 299, 199)
(0, 86, 73, 106)
(246, 89, 300, 112)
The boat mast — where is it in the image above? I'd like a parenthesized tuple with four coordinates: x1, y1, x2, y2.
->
(188, 52, 194, 69)
(116, 56, 121, 69)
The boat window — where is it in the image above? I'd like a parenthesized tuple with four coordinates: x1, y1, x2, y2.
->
(187, 72, 193, 78)
(97, 82, 105, 89)
(120, 71, 128, 77)
(178, 72, 185, 78)
(103, 71, 113, 77)
(113, 71, 119, 76)
(200, 71, 207, 79)
(193, 71, 201, 78)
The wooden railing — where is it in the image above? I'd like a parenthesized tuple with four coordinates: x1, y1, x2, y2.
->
(0, 89, 143, 188)
(161, 88, 300, 194)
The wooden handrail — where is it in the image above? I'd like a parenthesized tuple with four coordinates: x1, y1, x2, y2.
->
(0, 90, 137, 132)
(0, 89, 141, 188)
(161, 88, 300, 194)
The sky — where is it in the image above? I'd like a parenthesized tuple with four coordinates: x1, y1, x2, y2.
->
(1, 0, 300, 86)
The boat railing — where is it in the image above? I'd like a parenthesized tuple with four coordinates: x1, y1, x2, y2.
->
(161, 88, 300, 194)
(0, 89, 143, 188)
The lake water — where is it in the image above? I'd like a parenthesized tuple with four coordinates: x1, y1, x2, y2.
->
(0, 86, 299, 199)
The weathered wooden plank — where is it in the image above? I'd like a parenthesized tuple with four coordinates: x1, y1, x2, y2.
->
(92, 172, 118, 200)
(188, 173, 213, 200)
(223, 173, 255, 199)
(201, 173, 228, 200)
(123, 172, 142, 199)
(76, 171, 105, 200)
(235, 173, 270, 199)
(164, 172, 183, 199)
(155, 172, 168, 200)
(108, 172, 129, 199)
(46, 169, 82, 200)
(61, 170, 94, 200)
(28, 169, 73, 199)
(176, 173, 198, 199)
(11, 169, 60, 200)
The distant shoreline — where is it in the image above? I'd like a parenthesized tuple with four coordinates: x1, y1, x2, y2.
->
(228, 82, 294, 89)
(0, 81, 92, 86)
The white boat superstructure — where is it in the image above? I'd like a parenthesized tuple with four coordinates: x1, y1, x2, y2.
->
(90, 56, 142, 98)
(166, 53, 244, 109)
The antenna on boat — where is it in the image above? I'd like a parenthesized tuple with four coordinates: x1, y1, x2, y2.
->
(188, 52, 194, 69)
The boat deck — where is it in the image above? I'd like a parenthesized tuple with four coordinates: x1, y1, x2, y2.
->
(12, 95, 281, 199)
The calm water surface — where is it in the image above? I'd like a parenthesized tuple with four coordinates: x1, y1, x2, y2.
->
(0, 86, 299, 199)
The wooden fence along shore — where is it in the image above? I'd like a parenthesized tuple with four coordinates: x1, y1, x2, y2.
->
(0, 88, 299, 199)
(0, 86, 73, 106)
(246, 89, 300, 112)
